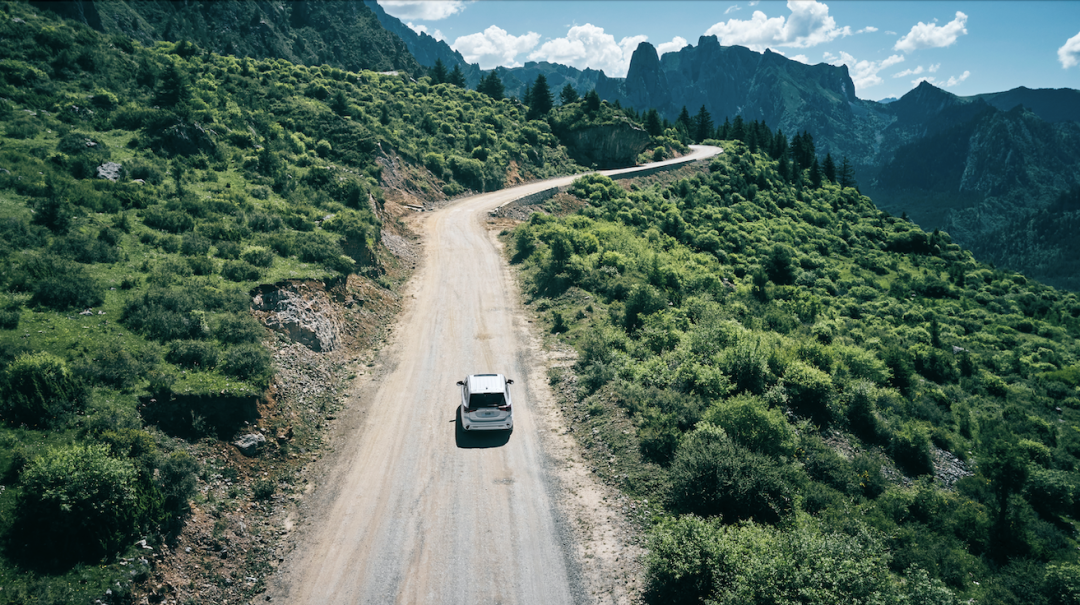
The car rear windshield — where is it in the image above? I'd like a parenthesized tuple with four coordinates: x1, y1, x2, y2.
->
(469, 392, 506, 408)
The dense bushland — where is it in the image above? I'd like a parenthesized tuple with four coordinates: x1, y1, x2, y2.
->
(0, 2, 608, 599)
(512, 139, 1080, 604)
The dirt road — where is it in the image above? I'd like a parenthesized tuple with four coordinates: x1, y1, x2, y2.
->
(267, 146, 721, 604)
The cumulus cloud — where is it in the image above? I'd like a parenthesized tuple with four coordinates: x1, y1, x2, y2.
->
(892, 65, 924, 78)
(657, 36, 689, 56)
(944, 70, 970, 87)
(790, 54, 810, 64)
(856, 26, 878, 34)
(910, 69, 970, 88)
(824, 51, 904, 90)
(378, 1, 466, 21)
(407, 22, 445, 41)
(705, 0, 851, 51)
(1059, 31, 1080, 68)
(452, 26, 540, 69)
(894, 11, 968, 52)
(929, 63, 940, 72)
(528, 24, 646, 76)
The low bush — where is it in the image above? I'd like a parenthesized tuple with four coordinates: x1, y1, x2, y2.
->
(166, 340, 220, 369)
(15, 443, 137, 563)
(221, 260, 261, 282)
(215, 313, 264, 344)
(222, 344, 273, 386)
(668, 423, 801, 524)
(1, 351, 88, 428)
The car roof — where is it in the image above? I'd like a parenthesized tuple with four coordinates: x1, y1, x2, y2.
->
(466, 373, 507, 393)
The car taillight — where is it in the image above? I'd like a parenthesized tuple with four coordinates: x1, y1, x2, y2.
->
(498, 404, 511, 411)
(464, 407, 473, 413)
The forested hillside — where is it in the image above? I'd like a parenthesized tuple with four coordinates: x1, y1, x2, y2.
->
(512, 137, 1080, 603)
(0, 3, 598, 601)
(35, 0, 424, 77)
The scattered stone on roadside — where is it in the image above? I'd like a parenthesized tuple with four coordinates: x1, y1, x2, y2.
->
(233, 433, 267, 457)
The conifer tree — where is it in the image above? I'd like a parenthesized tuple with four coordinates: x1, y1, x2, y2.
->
(644, 108, 663, 137)
(810, 156, 823, 188)
(448, 64, 465, 87)
(526, 74, 553, 120)
(823, 153, 837, 183)
(838, 155, 857, 189)
(477, 71, 504, 100)
(693, 105, 713, 143)
(431, 58, 448, 84)
(559, 82, 579, 105)
(584, 89, 601, 112)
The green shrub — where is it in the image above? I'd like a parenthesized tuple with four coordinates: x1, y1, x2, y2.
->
(16, 443, 137, 563)
(222, 344, 273, 385)
(166, 340, 220, 369)
(29, 267, 105, 311)
(1025, 468, 1075, 519)
(0, 308, 20, 330)
(221, 260, 261, 282)
(668, 423, 800, 524)
(143, 207, 194, 233)
(1, 351, 87, 428)
(181, 232, 211, 256)
(783, 360, 835, 426)
(76, 341, 158, 391)
(187, 255, 216, 275)
(215, 313, 264, 344)
(215, 240, 242, 259)
(121, 288, 207, 341)
(241, 247, 274, 268)
(891, 424, 934, 476)
(701, 393, 794, 458)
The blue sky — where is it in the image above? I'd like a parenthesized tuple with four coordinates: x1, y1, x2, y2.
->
(376, 1, 1080, 101)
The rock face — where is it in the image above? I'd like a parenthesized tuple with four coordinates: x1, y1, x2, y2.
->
(559, 120, 652, 169)
(96, 161, 121, 181)
(252, 282, 341, 353)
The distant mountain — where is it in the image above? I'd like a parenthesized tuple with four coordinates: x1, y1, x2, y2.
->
(33, 0, 423, 75)
(973, 86, 1080, 123)
(362, 0, 480, 83)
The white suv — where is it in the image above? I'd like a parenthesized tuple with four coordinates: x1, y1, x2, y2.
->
(456, 373, 514, 432)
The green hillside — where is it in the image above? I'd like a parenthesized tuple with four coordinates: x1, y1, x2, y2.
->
(0, 3, 591, 601)
(512, 140, 1080, 603)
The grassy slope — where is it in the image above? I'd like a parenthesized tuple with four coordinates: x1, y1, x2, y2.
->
(512, 141, 1080, 604)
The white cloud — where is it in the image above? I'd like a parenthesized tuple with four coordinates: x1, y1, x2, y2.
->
(824, 50, 904, 90)
(884, 30, 897, 36)
(856, 26, 878, 34)
(377, 1, 466, 21)
(909, 69, 970, 88)
(725, 5, 742, 15)
(894, 11, 968, 53)
(929, 63, 940, 73)
(451, 26, 540, 69)
(705, 0, 851, 51)
(944, 70, 970, 87)
(892, 65, 924, 78)
(790, 54, 810, 64)
(527, 24, 646, 77)
(1059, 31, 1080, 68)
(407, 22, 445, 42)
(657, 36, 689, 56)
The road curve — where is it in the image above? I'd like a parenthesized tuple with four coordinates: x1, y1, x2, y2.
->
(267, 145, 722, 604)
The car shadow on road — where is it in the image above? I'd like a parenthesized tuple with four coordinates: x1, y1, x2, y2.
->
(453, 409, 511, 449)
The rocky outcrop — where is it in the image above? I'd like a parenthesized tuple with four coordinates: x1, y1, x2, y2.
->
(252, 282, 341, 353)
(558, 120, 651, 169)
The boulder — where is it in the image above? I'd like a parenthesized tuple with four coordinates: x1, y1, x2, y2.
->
(233, 433, 266, 457)
(96, 162, 122, 181)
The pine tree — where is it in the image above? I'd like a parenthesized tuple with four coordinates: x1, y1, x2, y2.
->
(676, 106, 692, 131)
(559, 83, 579, 105)
(692, 105, 713, 143)
(810, 156, 823, 188)
(718, 117, 731, 140)
(731, 115, 745, 142)
(584, 89, 601, 112)
(771, 129, 787, 160)
(448, 64, 465, 87)
(526, 74, 553, 120)
(477, 71, 504, 100)
(823, 153, 837, 183)
(431, 58, 448, 84)
(838, 155, 857, 189)
(644, 108, 663, 137)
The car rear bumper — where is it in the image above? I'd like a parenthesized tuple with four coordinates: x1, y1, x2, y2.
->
(461, 411, 513, 431)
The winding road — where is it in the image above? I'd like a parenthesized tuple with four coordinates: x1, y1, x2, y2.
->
(267, 145, 722, 604)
